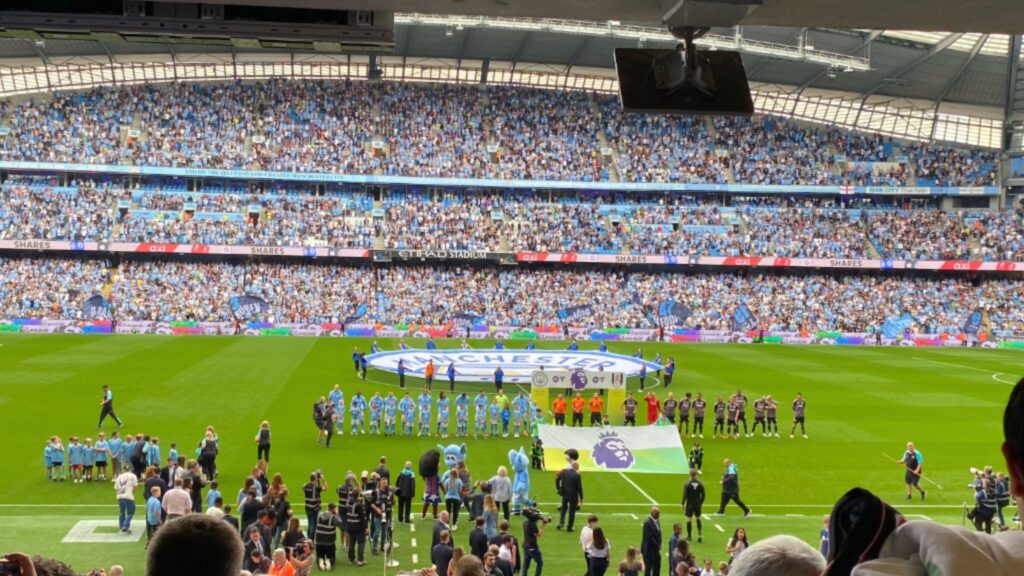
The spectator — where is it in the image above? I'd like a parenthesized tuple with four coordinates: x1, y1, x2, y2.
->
(728, 535, 825, 576)
(145, 514, 244, 576)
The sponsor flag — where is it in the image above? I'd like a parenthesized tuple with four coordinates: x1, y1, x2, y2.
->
(731, 303, 757, 333)
(452, 311, 485, 328)
(538, 425, 687, 474)
(344, 302, 368, 324)
(656, 300, 691, 328)
(556, 304, 593, 324)
(229, 295, 269, 321)
(962, 309, 983, 335)
(82, 295, 112, 320)
(881, 311, 915, 339)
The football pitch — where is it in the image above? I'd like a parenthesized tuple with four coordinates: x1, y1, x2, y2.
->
(0, 334, 1020, 574)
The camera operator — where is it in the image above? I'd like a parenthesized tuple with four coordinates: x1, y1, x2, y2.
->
(995, 472, 1011, 527)
(346, 491, 369, 566)
(522, 506, 549, 576)
(371, 476, 396, 555)
(303, 471, 327, 540)
(968, 479, 998, 534)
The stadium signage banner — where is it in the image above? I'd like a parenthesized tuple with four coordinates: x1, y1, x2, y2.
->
(365, 349, 661, 383)
(382, 250, 505, 261)
(538, 424, 687, 474)
(0, 160, 1000, 195)
(530, 369, 625, 391)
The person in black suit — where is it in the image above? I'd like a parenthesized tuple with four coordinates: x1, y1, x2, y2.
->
(469, 517, 490, 559)
(640, 507, 662, 576)
(159, 457, 180, 486)
(557, 461, 583, 531)
(432, 510, 451, 550)
(432, 529, 455, 575)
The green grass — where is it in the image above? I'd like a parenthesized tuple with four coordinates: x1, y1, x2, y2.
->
(1, 334, 1020, 574)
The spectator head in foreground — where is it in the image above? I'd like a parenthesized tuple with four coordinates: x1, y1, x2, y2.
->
(729, 535, 825, 576)
(454, 553, 484, 576)
(146, 514, 244, 576)
(1002, 377, 1024, 514)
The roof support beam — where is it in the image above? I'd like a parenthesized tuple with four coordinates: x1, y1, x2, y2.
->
(798, 29, 882, 92)
(1003, 34, 1023, 151)
(748, 27, 806, 78)
(510, 31, 533, 72)
(565, 35, 592, 73)
(456, 26, 473, 64)
(932, 33, 988, 107)
(858, 32, 964, 99)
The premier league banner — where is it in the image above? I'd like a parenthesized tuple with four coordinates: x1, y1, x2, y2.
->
(537, 424, 687, 474)
(731, 303, 757, 333)
(557, 304, 593, 324)
(531, 369, 626, 391)
(962, 309, 984, 335)
(655, 300, 691, 328)
(229, 295, 269, 321)
(82, 295, 113, 320)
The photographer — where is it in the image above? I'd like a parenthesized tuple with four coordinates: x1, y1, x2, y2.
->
(346, 491, 369, 566)
(314, 502, 342, 571)
(371, 476, 396, 555)
(522, 506, 548, 576)
(303, 471, 327, 540)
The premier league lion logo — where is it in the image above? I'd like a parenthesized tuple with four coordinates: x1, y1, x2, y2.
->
(592, 431, 635, 470)
(570, 369, 588, 391)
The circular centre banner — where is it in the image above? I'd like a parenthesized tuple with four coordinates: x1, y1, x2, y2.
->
(365, 349, 663, 384)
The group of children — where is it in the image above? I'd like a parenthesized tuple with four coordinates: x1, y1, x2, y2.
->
(44, 431, 180, 483)
(315, 386, 543, 441)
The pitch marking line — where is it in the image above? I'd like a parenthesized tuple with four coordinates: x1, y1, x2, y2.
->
(993, 373, 1018, 385)
(914, 357, 997, 374)
(410, 523, 415, 533)
(911, 514, 933, 521)
(411, 538, 417, 547)
(701, 514, 711, 520)
(63, 519, 145, 543)
(617, 472, 658, 505)
(412, 554, 418, 564)
(715, 524, 724, 532)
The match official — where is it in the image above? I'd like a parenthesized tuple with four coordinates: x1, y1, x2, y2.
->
(681, 470, 705, 543)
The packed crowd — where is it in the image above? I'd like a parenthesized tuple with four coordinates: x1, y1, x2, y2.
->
(7, 257, 1024, 334)
(109, 260, 375, 324)
(12, 179, 1018, 260)
(0, 80, 999, 186)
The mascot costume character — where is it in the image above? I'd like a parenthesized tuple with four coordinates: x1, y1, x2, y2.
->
(419, 448, 441, 518)
(439, 443, 467, 486)
(509, 447, 532, 514)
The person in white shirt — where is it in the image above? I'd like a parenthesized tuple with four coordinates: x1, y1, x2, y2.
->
(162, 478, 193, 519)
(114, 465, 138, 534)
(586, 527, 611, 576)
(852, 376, 1024, 576)
(579, 514, 599, 576)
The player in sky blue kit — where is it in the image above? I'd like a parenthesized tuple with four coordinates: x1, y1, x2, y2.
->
(456, 395, 469, 437)
(437, 392, 451, 439)
(384, 392, 399, 436)
(512, 392, 531, 437)
(68, 437, 85, 483)
(350, 392, 367, 436)
(368, 392, 384, 435)
(489, 398, 501, 437)
(94, 433, 109, 481)
(399, 392, 416, 436)
(329, 385, 345, 435)
(418, 390, 433, 437)
(474, 391, 489, 438)
(370, 341, 381, 354)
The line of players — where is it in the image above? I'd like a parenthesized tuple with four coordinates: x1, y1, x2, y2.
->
(312, 385, 541, 444)
(619, 389, 809, 439)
